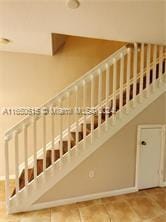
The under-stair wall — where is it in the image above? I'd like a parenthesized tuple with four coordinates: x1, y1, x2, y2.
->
(36, 93, 166, 206)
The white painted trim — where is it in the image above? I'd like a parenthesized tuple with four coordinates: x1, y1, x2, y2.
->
(160, 181, 166, 187)
(135, 124, 166, 190)
(8, 76, 166, 213)
(0, 175, 15, 181)
(160, 125, 166, 186)
(9, 186, 137, 213)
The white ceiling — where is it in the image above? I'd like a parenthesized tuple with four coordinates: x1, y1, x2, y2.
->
(0, 0, 165, 55)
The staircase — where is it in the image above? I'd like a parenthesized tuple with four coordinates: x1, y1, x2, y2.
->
(4, 43, 166, 213)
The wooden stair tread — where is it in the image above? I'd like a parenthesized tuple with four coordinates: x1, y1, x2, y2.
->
(46, 149, 60, 167)
(60, 140, 76, 155)
(70, 132, 83, 142)
(11, 168, 34, 197)
(81, 123, 91, 135)
(11, 149, 61, 197)
(37, 159, 43, 176)
(80, 116, 101, 134)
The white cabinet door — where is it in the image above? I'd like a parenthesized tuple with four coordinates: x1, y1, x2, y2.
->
(138, 128, 162, 189)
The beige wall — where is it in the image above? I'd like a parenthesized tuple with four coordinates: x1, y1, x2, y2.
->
(0, 37, 125, 177)
(37, 94, 166, 203)
(0, 1, 165, 55)
(165, 2, 166, 45)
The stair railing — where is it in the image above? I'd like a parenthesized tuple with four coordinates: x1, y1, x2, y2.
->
(4, 43, 165, 206)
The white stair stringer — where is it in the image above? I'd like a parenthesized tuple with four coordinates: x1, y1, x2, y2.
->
(8, 73, 166, 214)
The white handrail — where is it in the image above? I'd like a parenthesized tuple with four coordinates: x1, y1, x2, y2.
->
(5, 43, 166, 138)
(4, 45, 128, 137)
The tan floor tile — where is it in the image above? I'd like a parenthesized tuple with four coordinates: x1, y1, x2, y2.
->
(126, 196, 164, 220)
(145, 213, 166, 222)
(105, 200, 141, 222)
(79, 204, 110, 222)
(0, 219, 20, 222)
(101, 194, 124, 204)
(144, 189, 166, 210)
(76, 199, 102, 208)
(19, 209, 51, 222)
(122, 190, 147, 200)
(144, 188, 166, 195)
(0, 201, 22, 221)
(0, 181, 166, 221)
(51, 204, 81, 222)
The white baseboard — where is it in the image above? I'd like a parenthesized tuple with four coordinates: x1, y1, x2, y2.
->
(161, 181, 166, 187)
(27, 186, 137, 212)
(0, 175, 15, 181)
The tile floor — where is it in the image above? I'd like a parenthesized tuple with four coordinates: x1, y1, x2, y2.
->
(0, 181, 166, 221)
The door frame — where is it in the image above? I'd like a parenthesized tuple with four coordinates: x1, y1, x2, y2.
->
(135, 124, 166, 190)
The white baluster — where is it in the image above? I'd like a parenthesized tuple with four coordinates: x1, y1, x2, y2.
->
(51, 105, 55, 164)
(133, 43, 138, 104)
(74, 86, 79, 147)
(23, 125, 28, 186)
(119, 53, 124, 113)
(159, 46, 164, 82)
(75, 86, 79, 148)
(14, 131, 19, 193)
(105, 63, 110, 129)
(165, 47, 166, 75)
(98, 69, 102, 136)
(43, 115, 46, 170)
(112, 58, 117, 122)
(165, 47, 166, 74)
(146, 44, 151, 96)
(67, 92, 71, 152)
(126, 48, 131, 112)
(83, 80, 87, 142)
(59, 98, 63, 158)
(4, 135, 10, 202)
(33, 118, 37, 178)
(91, 75, 94, 143)
(140, 43, 144, 97)
(152, 45, 157, 84)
